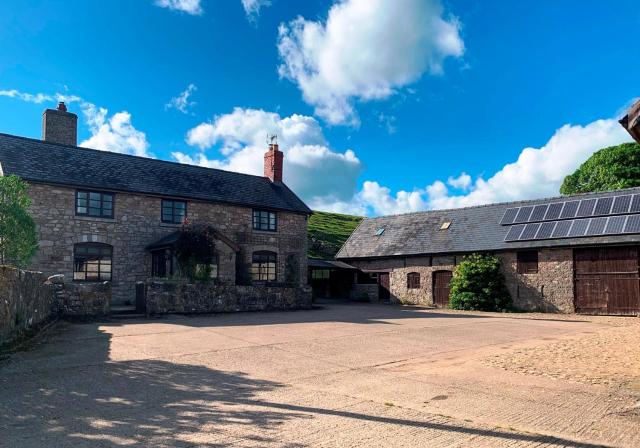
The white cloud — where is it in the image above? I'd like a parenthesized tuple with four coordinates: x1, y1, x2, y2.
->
(277, 0, 464, 125)
(334, 117, 632, 216)
(80, 104, 152, 158)
(447, 172, 471, 190)
(165, 83, 197, 114)
(1, 87, 152, 158)
(154, 0, 202, 15)
(0, 89, 53, 104)
(175, 107, 363, 205)
(241, 0, 271, 23)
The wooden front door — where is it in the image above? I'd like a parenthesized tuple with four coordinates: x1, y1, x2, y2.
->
(433, 271, 453, 308)
(378, 272, 390, 302)
(574, 247, 640, 316)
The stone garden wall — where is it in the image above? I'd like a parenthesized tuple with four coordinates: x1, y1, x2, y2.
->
(0, 266, 54, 346)
(144, 280, 312, 315)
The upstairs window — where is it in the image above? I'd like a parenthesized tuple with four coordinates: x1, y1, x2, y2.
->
(73, 243, 112, 282)
(251, 251, 277, 282)
(253, 210, 277, 231)
(517, 250, 539, 274)
(162, 199, 187, 224)
(76, 190, 114, 218)
(407, 272, 421, 289)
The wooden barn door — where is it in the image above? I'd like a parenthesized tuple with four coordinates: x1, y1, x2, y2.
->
(433, 271, 453, 308)
(378, 272, 390, 302)
(574, 247, 640, 315)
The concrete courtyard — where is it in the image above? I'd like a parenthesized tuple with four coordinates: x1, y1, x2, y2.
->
(1, 301, 638, 447)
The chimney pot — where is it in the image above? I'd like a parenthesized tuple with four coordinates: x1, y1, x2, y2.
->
(42, 103, 78, 146)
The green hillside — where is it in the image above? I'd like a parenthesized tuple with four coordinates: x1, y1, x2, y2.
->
(308, 211, 364, 259)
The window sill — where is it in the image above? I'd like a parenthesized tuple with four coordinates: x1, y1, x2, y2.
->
(159, 222, 183, 228)
(252, 229, 278, 234)
(74, 216, 116, 223)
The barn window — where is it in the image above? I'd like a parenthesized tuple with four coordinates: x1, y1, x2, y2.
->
(251, 251, 277, 281)
(73, 243, 112, 281)
(517, 250, 539, 274)
(407, 272, 421, 289)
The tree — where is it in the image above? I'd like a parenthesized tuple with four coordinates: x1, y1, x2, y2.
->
(560, 142, 640, 195)
(449, 254, 511, 311)
(0, 175, 38, 268)
(174, 223, 217, 281)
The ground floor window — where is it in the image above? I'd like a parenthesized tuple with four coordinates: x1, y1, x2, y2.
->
(517, 250, 539, 274)
(356, 271, 378, 284)
(73, 243, 112, 281)
(407, 272, 421, 289)
(251, 251, 277, 282)
(151, 249, 175, 278)
(312, 269, 330, 279)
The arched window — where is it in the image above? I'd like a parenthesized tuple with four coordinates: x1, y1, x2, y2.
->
(73, 243, 113, 282)
(251, 251, 277, 282)
(407, 272, 420, 289)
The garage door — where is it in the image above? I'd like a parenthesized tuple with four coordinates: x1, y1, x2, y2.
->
(574, 247, 640, 315)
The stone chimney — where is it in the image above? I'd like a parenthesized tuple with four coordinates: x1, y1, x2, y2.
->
(42, 102, 78, 146)
(264, 141, 284, 182)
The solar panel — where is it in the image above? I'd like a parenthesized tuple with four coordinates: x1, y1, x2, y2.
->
(514, 206, 533, 223)
(630, 195, 640, 213)
(604, 215, 626, 234)
(529, 204, 548, 222)
(594, 197, 613, 215)
(500, 208, 519, 225)
(504, 224, 526, 241)
(612, 195, 632, 214)
(551, 220, 572, 238)
(624, 215, 640, 233)
(544, 202, 563, 220)
(519, 223, 541, 240)
(568, 219, 589, 237)
(560, 201, 579, 219)
(535, 221, 556, 239)
(586, 217, 607, 236)
(576, 198, 596, 217)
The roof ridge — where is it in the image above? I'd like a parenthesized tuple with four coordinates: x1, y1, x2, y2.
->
(361, 187, 640, 221)
(0, 132, 272, 182)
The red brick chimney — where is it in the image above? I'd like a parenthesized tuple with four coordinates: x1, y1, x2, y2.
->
(264, 142, 283, 182)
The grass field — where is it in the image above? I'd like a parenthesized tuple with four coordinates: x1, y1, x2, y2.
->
(308, 211, 363, 259)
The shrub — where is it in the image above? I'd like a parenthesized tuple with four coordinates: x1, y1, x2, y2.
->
(0, 175, 38, 268)
(449, 254, 511, 311)
(174, 223, 216, 281)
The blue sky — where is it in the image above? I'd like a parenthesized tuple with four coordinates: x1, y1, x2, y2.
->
(0, 0, 638, 216)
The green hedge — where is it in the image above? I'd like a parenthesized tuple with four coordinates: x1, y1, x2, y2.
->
(449, 254, 511, 311)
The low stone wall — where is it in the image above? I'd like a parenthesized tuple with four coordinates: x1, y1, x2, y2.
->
(350, 284, 379, 302)
(0, 266, 54, 346)
(49, 275, 111, 317)
(144, 280, 312, 314)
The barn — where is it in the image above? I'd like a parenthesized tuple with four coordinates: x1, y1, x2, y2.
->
(336, 188, 640, 315)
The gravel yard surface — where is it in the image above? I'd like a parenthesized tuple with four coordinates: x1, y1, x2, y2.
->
(1, 302, 638, 447)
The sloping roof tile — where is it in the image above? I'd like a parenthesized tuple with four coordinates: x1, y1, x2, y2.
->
(337, 188, 640, 259)
(0, 133, 311, 214)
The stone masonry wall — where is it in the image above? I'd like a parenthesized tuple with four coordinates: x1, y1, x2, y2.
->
(498, 249, 574, 313)
(144, 280, 312, 314)
(48, 274, 111, 317)
(0, 266, 53, 346)
(27, 183, 308, 306)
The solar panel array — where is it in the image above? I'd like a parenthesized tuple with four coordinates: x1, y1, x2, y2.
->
(502, 193, 640, 242)
(500, 194, 640, 225)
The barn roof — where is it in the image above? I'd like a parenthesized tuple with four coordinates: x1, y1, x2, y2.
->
(0, 133, 311, 214)
(336, 187, 640, 260)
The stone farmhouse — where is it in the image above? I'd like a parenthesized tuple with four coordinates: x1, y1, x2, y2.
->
(336, 189, 640, 316)
(0, 103, 312, 311)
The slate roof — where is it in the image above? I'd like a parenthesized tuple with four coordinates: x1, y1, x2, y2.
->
(336, 187, 640, 259)
(308, 258, 357, 270)
(0, 133, 311, 214)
